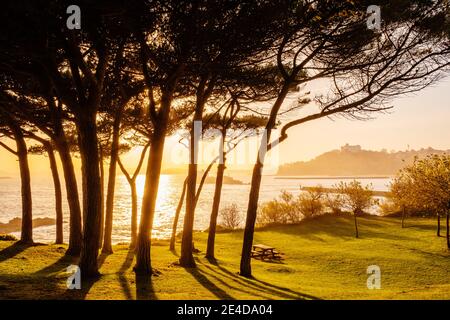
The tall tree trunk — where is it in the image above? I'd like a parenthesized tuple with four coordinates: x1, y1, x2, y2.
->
(240, 83, 291, 277)
(55, 133, 82, 255)
(206, 160, 226, 260)
(194, 160, 216, 206)
(130, 182, 138, 249)
(180, 162, 198, 267)
(170, 178, 187, 251)
(117, 144, 150, 249)
(437, 214, 441, 237)
(78, 112, 102, 278)
(98, 147, 105, 248)
(10, 124, 33, 243)
(134, 63, 183, 274)
(46, 143, 63, 244)
(401, 205, 406, 229)
(102, 108, 122, 253)
(180, 115, 204, 267)
(134, 124, 167, 274)
(354, 213, 359, 238)
(180, 74, 214, 267)
(240, 161, 264, 277)
(446, 211, 449, 249)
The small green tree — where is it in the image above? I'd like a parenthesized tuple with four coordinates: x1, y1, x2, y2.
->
(298, 186, 325, 220)
(397, 155, 450, 248)
(390, 171, 414, 228)
(325, 192, 344, 215)
(335, 181, 374, 238)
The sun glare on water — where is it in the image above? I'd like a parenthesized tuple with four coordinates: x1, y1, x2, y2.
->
(134, 174, 175, 237)
(135, 174, 171, 200)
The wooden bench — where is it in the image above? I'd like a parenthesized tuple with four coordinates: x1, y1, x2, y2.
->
(251, 250, 262, 258)
(251, 244, 284, 261)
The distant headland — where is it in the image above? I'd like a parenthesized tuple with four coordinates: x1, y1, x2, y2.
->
(277, 145, 450, 176)
(0, 217, 56, 234)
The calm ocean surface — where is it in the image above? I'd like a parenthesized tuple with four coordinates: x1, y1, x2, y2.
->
(0, 175, 391, 244)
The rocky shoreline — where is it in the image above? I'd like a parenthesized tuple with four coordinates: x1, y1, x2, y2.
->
(0, 217, 56, 234)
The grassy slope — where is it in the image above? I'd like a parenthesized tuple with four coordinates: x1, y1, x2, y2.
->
(0, 215, 449, 300)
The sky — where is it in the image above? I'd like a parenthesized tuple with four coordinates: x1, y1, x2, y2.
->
(0, 78, 449, 177)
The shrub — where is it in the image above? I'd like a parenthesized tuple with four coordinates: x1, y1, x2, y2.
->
(219, 204, 241, 230)
(298, 187, 325, 219)
(258, 200, 289, 225)
(324, 193, 344, 214)
(378, 198, 400, 216)
(0, 234, 18, 241)
(258, 187, 327, 225)
(258, 190, 295, 225)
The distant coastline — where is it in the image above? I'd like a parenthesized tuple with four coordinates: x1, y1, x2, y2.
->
(277, 145, 450, 176)
(204, 176, 245, 185)
(0, 217, 55, 234)
(276, 176, 391, 180)
(0, 176, 11, 179)
(301, 186, 390, 197)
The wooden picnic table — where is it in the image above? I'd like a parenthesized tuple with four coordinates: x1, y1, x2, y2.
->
(251, 244, 283, 260)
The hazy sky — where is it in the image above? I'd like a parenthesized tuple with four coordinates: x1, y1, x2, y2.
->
(278, 77, 450, 163)
(1, 78, 449, 177)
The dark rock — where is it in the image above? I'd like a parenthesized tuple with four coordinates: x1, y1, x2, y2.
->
(0, 217, 56, 233)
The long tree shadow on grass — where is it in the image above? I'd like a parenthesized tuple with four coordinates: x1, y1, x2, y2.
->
(35, 251, 109, 276)
(33, 251, 110, 299)
(269, 216, 414, 242)
(67, 252, 113, 300)
(0, 241, 36, 263)
(195, 262, 275, 299)
(34, 254, 77, 276)
(200, 258, 319, 300)
(73, 252, 113, 299)
(118, 248, 135, 300)
(136, 273, 158, 300)
(404, 221, 440, 233)
(185, 264, 234, 299)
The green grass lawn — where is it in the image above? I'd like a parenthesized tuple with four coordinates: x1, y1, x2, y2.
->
(0, 215, 449, 300)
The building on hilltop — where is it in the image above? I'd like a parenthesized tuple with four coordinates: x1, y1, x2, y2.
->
(341, 143, 362, 153)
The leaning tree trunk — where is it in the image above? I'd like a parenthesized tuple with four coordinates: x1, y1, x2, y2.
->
(11, 125, 33, 244)
(130, 181, 138, 249)
(206, 160, 226, 260)
(437, 214, 441, 237)
(102, 108, 122, 254)
(240, 160, 264, 277)
(170, 178, 187, 251)
(134, 66, 182, 274)
(134, 124, 167, 274)
(117, 144, 150, 249)
(354, 212, 359, 238)
(55, 133, 82, 255)
(78, 112, 102, 278)
(446, 211, 449, 249)
(46, 143, 63, 244)
(401, 206, 406, 229)
(170, 158, 217, 252)
(180, 163, 198, 267)
(98, 147, 105, 248)
(180, 115, 203, 268)
(240, 83, 290, 278)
